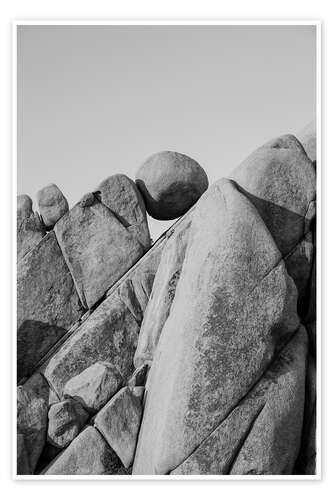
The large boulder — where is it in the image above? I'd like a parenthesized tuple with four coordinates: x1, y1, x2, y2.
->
(43, 426, 126, 475)
(17, 194, 33, 220)
(134, 211, 192, 367)
(54, 194, 148, 309)
(170, 327, 307, 475)
(229, 134, 316, 256)
(17, 231, 83, 380)
(133, 179, 300, 474)
(297, 119, 316, 163)
(64, 362, 123, 414)
(135, 151, 208, 220)
(96, 174, 151, 250)
(17, 194, 46, 261)
(94, 387, 144, 468)
(17, 380, 48, 473)
(37, 184, 69, 229)
(47, 399, 89, 448)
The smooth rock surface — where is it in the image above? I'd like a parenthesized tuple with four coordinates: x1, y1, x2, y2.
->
(133, 179, 299, 475)
(17, 381, 48, 473)
(17, 231, 83, 379)
(54, 197, 146, 309)
(96, 174, 151, 250)
(43, 426, 125, 475)
(134, 212, 192, 367)
(297, 119, 316, 163)
(171, 327, 307, 475)
(48, 399, 89, 448)
(94, 387, 143, 468)
(64, 362, 123, 414)
(37, 184, 69, 229)
(136, 151, 208, 220)
(229, 134, 316, 255)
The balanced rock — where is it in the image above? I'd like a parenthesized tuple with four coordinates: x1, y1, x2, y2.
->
(135, 151, 208, 220)
(64, 361, 123, 414)
(37, 184, 69, 229)
(17, 194, 46, 261)
(94, 387, 144, 468)
(47, 399, 89, 448)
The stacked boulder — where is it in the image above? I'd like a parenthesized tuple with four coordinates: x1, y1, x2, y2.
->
(17, 126, 317, 476)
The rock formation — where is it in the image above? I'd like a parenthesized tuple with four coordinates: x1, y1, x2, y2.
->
(17, 123, 317, 476)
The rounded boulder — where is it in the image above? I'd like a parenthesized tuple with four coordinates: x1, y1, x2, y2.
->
(135, 151, 208, 220)
(37, 184, 69, 229)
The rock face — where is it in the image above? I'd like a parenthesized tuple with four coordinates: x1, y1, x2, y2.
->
(54, 195, 149, 309)
(17, 211, 46, 261)
(17, 194, 33, 220)
(37, 184, 69, 229)
(64, 362, 123, 414)
(136, 151, 208, 220)
(133, 179, 300, 474)
(43, 426, 125, 475)
(47, 399, 89, 448)
(17, 231, 83, 380)
(17, 124, 317, 476)
(96, 174, 151, 250)
(134, 211, 192, 367)
(297, 119, 316, 163)
(17, 381, 48, 474)
(94, 387, 144, 468)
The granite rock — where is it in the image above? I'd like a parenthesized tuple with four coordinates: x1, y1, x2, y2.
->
(47, 399, 90, 448)
(94, 387, 143, 468)
(37, 184, 69, 229)
(136, 151, 208, 220)
(17, 231, 83, 379)
(297, 119, 316, 163)
(64, 362, 123, 414)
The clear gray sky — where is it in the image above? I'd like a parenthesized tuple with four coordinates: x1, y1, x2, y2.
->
(17, 25, 316, 240)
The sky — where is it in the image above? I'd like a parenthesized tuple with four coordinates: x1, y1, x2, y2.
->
(17, 25, 316, 240)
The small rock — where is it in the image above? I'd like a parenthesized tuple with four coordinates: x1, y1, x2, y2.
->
(135, 151, 208, 220)
(79, 192, 95, 208)
(127, 364, 149, 387)
(64, 361, 123, 414)
(37, 183, 69, 229)
(17, 194, 33, 221)
(94, 387, 143, 468)
(47, 399, 89, 448)
(17, 382, 48, 473)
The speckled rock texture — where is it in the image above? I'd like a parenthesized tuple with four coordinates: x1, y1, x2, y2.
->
(37, 184, 69, 229)
(47, 399, 89, 448)
(297, 119, 317, 163)
(136, 151, 208, 220)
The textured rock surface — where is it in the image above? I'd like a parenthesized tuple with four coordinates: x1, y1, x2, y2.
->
(96, 174, 151, 250)
(127, 364, 149, 387)
(17, 212, 46, 262)
(64, 362, 123, 414)
(43, 426, 126, 475)
(171, 327, 307, 475)
(95, 387, 143, 468)
(133, 180, 300, 475)
(37, 184, 69, 229)
(17, 381, 48, 473)
(134, 212, 192, 367)
(136, 151, 208, 220)
(229, 134, 316, 256)
(47, 399, 89, 448)
(297, 119, 316, 163)
(17, 231, 83, 379)
(54, 197, 147, 309)
(42, 234, 165, 397)
(17, 194, 33, 220)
